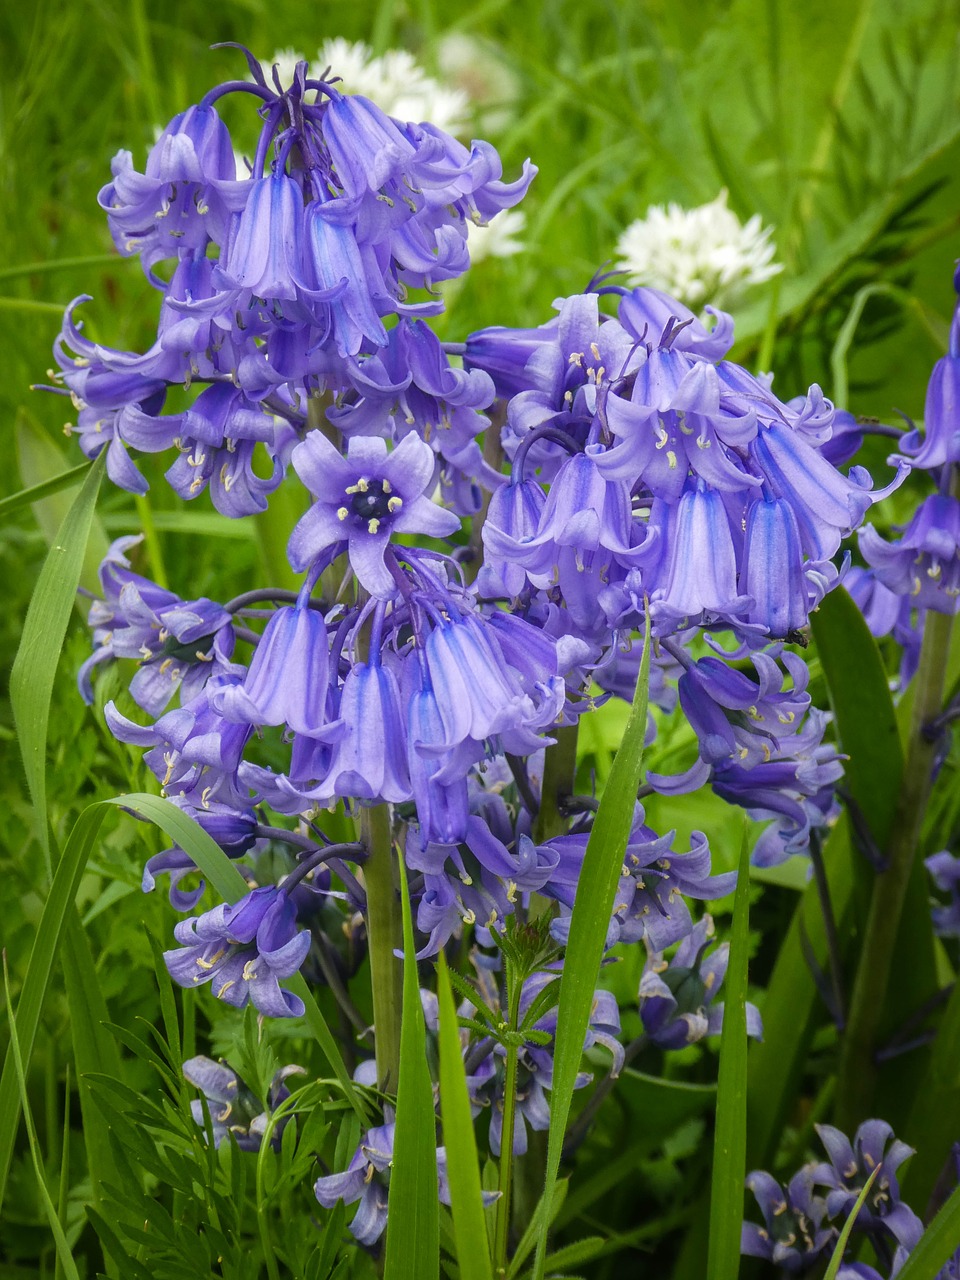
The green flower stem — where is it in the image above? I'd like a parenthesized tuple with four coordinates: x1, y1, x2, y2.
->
(361, 802, 404, 1093)
(494, 964, 523, 1277)
(835, 605, 955, 1130)
(534, 724, 579, 846)
(134, 491, 169, 589)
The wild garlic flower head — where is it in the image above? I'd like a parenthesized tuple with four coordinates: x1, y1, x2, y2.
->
(616, 190, 782, 311)
(467, 208, 526, 262)
(315, 38, 470, 134)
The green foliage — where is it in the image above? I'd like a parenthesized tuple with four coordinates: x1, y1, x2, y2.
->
(383, 858, 439, 1279)
(706, 831, 751, 1280)
(4, 2, 960, 1276)
(532, 614, 651, 1280)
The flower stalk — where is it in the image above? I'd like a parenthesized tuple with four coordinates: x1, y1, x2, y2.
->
(494, 961, 523, 1277)
(360, 803, 403, 1093)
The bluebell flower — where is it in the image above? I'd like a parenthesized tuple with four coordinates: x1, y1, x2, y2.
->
(142, 797, 259, 911)
(741, 1167, 835, 1272)
(541, 809, 735, 951)
(675, 650, 814, 771)
(739, 495, 833, 637)
(860, 493, 960, 613)
(646, 483, 749, 629)
(293, 656, 412, 805)
(751, 417, 903, 563)
(288, 431, 460, 597)
(638, 914, 763, 1047)
(99, 103, 245, 277)
(314, 1121, 477, 1248)
(846, 567, 922, 690)
(165, 885, 311, 1017)
(79, 537, 235, 715)
(811, 1121, 923, 1253)
(892, 266, 960, 471)
(225, 603, 331, 737)
(406, 816, 558, 956)
(105, 671, 254, 813)
(182, 1056, 304, 1150)
(462, 964, 623, 1156)
(925, 850, 960, 937)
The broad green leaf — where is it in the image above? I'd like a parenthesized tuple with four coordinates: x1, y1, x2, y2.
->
(10, 446, 105, 873)
(437, 954, 493, 1280)
(810, 585, 903, 847)
(895, 1182, 960, 1280)
(383, 855, 440, 1280)
(822, 1163, 882, 1280)
(707, 829, 751, 1280)
(532, 612, 650, 1280)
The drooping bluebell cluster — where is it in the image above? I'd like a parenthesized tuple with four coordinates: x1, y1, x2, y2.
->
(44, 49, 531, 516)
(742, 1120, 929, 1275)
(58, 41, 925, 1255)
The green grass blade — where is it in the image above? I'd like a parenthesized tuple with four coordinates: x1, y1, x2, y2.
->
(896, 1183, 960, 1280)
(531, 612, 651, 1280)
(0, 460, 91, 517)
(437, 954, 494, 1280)
(61, 909, 123, 1213)
(0, 802, 111, 1211)
(2, 959, 81, 1280)
(10, 446, 106, 874)
(383, 854, 439, 1280)
(822, 1163, 882, 1280)
(706, 828, 752, 1280)
(0, 788, 368, 1216)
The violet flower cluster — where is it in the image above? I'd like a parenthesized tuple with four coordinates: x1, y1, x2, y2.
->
(742, 1121, 960, 1279)
(56, 45, 909, 1250)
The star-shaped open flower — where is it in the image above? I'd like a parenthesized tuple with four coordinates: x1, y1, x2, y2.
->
(288, 431, 461, 597)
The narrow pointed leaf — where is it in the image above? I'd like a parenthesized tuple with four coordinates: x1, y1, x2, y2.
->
(532, 612, 650, 1280)
(10, 447, 105, 873)
(706, 828, 751, 1280)
(437, 954, 493, 1280)
(2, 961, 81, 1280)
(822, 1163, 882, 1280)
(895, 1182, 960, 1280)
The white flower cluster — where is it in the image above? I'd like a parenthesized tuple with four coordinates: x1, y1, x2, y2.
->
(263, 39, 526, 262)
(315, 37, 470, 135)
(616, 190, 782, 311)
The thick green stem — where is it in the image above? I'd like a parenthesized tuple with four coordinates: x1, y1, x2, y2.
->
(534, 724, 579, 846)
(361, 803, 403, 1094)
(494, 966, 523, 1277)
(465, 405, 505, 584)
(835, 606, 955, 1129)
